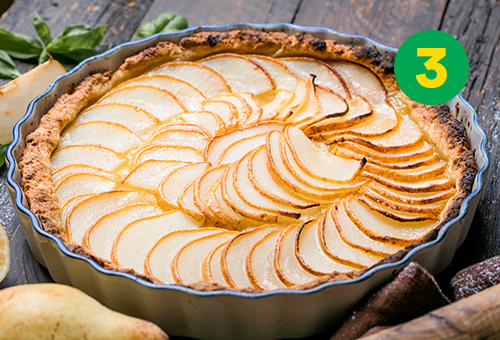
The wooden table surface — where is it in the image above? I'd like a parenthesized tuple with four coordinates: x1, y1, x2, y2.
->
(0, 0, 499, 338)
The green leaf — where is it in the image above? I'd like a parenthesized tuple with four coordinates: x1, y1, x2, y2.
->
(137, 12, 188, 39)
(0, 143, 10, 168)
(0, 50, 21, 79)
(32, 12, 52, 46)
(47, 24, 106, 54)
(0, 28, 43, 59)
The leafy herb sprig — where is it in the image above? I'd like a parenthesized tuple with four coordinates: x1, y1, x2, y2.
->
(137, 12, 188, 38)
(0, 143, 10, 168)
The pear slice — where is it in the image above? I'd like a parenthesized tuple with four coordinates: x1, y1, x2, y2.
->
(135, 145, 204, 164)
(83, 204, 164, 261)
(260, 89, 295, 121)
(237, 92, 263, 126)
(328, 61, 398, 137)
(305, 95, 372, 136)
(202, 240, 232, 286)
(280, 57, 348, 98)
(218, 132, 268, 165)
(285, 76, 320, 126)
(205, 181, 242, 229)
(122, 160, 187, 191)
(335, 140, 437, 164)
(221, 225, 280, 289)
(145, 125, 210, 152)
(176, 111, 226, 137)
(66, 190, 156, 245)
(332, 200, 403, 257)
(295, 220, 356, 275)
(59, 194, 94, 229)
(221, 164, 279, 223)
(59, 121, 141, 153)
(51, 145, 125, 172)
(362, 173, 455, 193)
(177, 183, 205, 221)
(275, 76, 311, 121)
(0, 59, 66, 144)
(363, 160, 447, 182)
(364, 182, 456, 205)
(159, 162, 210, 207)
(249, 146, 318, 209)
(52, 165, 117, 187)
(193, 166, 228, 226)
(199, 53, 275, 95)
(319, 204, 381, 269)
(210, 93, 249, 123)
(205, 121, 285, 166)
(275, 224, 321, 286)
(173, 231, 238, 285)
(118, 75, 205, 111)
(98, 85, 185, 122)
(345, 197, 438, 246)
(247, 229, 288, 290)
(202, 100, 237, 127)
(112, 210, 202, 274)
(233, 151, 301, 219)
(249, 55, 298, 91)
(71, 103, 158, 140)
(147, 61, 231, 98)
(54, 173, 117, 205)
(284, 126, 363, 184)
(145, 228, 223, 283)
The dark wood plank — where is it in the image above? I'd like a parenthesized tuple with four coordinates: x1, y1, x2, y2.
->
(141, 0, 300, 29)
(434, 0, 500, 294)
(294, 0, 448, 47)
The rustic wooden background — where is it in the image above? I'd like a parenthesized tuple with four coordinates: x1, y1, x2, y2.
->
(0, 0, 498, 338)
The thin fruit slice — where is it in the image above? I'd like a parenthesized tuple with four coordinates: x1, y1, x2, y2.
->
(59, 121, 141, 153)
(59, 194, 94, 228)
(202, 100, 237, 127)
(51, 145, 125, 172)
(249, 146, 318, 209)
(275, 76, 311, 121)
(280, 57, 348, 98)
(247, 228, 288, 291)
(98, 85, 186, 122)
(193, 166, 229, 226)
(211, 93, 249, 123)
(112, 210, 202, 274)
(205, 181, 242, 229)
(135, 145, 204, 164)
(285, 76, 320, 125)
(145, 228, 223, 283)
(221, 225, 280, 289)
(319, 204, 381, 268)
(0, 223, 10, 283)
(173, 231, 238, 285)
(218, 132, 268, 165)
(362, 173, 454, 193)
(159, 162, 211, 207)
(177, 183, 205, 221)
(238, 92, 263, 126)
(333, 199, 403, 257)
(118, 74, 205, 111)
(54, 173, 117, 205)
(249, 55, 298, 91)
(66, 190, 156, 245)
(363, 160, 447, 183)
(84, 204, 164, 261)
(203, 241, 231, 286)
(71, 103, 158, 140)
(199, 53, 275, 94)
(346, 197, 438, 246)
(145, 125, 210, 152)
(147, 61, 231, 98)
(176, 111, 226, 137)
(275, 224, 321, 286)
(296, 220, 356, 275)
(122, 160, 188, 191)
(364, 182, 456, 205)
(52, 165, 118, 188)
(205, 121, 285, 166)
(260, 89, 295, 121)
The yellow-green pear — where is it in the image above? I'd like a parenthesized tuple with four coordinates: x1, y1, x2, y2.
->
(0, 283, 169, 340)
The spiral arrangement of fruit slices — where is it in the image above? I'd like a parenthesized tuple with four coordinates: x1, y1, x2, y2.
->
(51, 53, 456, 291)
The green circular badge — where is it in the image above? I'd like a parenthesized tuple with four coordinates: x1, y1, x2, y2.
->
(394, 30, 469, 105)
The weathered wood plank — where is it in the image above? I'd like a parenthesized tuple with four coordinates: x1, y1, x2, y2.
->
(141, 0, 300, 29)
(294, 0, 448, 47)
(434, 0, 500, 293)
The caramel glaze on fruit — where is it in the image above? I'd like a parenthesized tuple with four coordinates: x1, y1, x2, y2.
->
(19, 30, 477, 292)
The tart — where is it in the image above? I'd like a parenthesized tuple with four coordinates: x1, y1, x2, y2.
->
(19, 30, 476, 292)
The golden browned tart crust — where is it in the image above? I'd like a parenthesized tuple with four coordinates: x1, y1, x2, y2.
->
(19, 30, 477, 292)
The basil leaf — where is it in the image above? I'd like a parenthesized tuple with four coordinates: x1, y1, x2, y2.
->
(0, 143, 10, 168)
(0, 50, 21, 79)
(0, 28, 43, 59)
(32, 12, 52, 46)
(137, 12, 188, 38)
(46, 24, 106, 55)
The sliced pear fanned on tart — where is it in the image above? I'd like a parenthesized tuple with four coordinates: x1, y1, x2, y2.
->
(19, 31, 474, 293)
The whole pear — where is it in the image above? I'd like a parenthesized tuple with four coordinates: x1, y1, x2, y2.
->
(0, 283, 169, 340)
